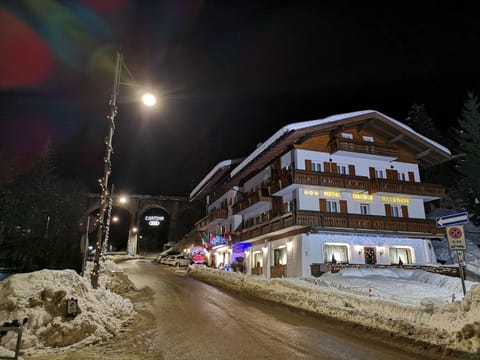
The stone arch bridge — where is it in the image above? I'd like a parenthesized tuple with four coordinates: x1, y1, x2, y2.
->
(82, 194, 203, 255)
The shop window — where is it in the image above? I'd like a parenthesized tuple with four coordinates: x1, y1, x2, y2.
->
(253, 252, 263, 268)
(324, 245, 348, 263)
(389, 247, 411, 264)
(274, 247, 287, 265)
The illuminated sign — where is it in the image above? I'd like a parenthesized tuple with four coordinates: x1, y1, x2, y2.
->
(303, 189, 320, 196)
(145, 215, 165, 226)
(352, 193, 373, 201)
(323, 191, 341, 198)
(380, 196, 409, 204)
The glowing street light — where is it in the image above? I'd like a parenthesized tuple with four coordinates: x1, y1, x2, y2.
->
(119, 195, 128, 204)
(91, 51, 156, 289)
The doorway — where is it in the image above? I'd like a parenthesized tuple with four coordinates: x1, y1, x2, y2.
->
(364, 247, 377, 264)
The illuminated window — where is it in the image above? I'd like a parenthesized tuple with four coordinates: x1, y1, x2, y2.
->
(342, 132, 353, 139)
(253, 252, 263, 268)
(363, 136, 374, 142)
(274, 247, 287, 265)
(327, 200, 338, 213)
(389, 247, 411, 264)
(324, 245, 348, 263)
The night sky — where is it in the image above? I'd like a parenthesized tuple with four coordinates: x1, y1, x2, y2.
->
(1, 1, 480, 196)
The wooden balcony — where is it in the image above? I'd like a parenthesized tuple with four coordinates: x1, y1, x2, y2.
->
(329, 138, 399, 158)
(233, 210, 444, 242)
(270, 169, 370, 194)
(370, 179, 444, 198)
(232, 188, 272, 214)
(195, 208, 228, 231)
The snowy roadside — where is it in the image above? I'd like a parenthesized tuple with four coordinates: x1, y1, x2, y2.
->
(188, 266, 480, 357)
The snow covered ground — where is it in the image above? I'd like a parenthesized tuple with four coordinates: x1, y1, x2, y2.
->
(0, 257, 479, 359)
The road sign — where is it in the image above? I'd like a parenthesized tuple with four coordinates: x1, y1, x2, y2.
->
(436, 212, 469, 228)
(446, 225, 466, 250)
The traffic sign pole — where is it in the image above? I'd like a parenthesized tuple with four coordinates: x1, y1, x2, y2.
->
(457, 251, 466, 296)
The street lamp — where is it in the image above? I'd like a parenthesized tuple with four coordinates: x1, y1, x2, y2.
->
(91, 51, 156, 288)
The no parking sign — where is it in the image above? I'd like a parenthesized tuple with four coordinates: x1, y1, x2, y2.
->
(446, 225, 466, 250)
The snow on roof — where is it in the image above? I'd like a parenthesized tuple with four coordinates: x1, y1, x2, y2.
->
(189, 159, 233, 200)
(231, 110, 451, 177)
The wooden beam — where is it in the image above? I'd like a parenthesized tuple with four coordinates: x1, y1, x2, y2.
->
(356, 118, 375, 134)
(387, 133, 405, 144)
(415, 148, 431, 159)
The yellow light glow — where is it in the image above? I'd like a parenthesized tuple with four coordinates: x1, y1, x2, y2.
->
(352, 193, 373, 201)
(381, 196, 409, 204)
(323, 191, 341, 198)
(303, 189, 320, 196)
(142, 93, 157, 107)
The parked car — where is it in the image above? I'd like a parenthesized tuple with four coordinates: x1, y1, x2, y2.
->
(160, 255, 173, 265)
(165, 255, 191, 267)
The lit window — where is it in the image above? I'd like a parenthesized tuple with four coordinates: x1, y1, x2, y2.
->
(341, 132, 353, 139)
(363, 136, 374, 142)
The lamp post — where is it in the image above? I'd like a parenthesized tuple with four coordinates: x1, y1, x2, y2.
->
(91, 51, 156, 288)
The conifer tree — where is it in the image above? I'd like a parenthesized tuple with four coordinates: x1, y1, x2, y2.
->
(456, 92, 480, 224)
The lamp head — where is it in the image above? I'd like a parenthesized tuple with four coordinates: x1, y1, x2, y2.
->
(142, 93, 156, 107)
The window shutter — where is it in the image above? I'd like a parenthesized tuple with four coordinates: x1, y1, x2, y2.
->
(319, 199, 327, 212)
(323, 162, 331, 173)
(305, 159, 312, 171)
(384, 204, 392, 216)
(340, 200, 347, 214)
(331, 162, 337, 173)
(369, 167, 376, 179)
(401, 205, 409, 218)
(408, 171, 415, 183)
(348, 165, 355, 176)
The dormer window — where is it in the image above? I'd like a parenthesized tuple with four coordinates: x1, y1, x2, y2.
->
(341, 132, 353, 140)
(363, 135, 374, 142)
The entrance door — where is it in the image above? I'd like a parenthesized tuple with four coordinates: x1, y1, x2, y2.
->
(364, 247, 376, 264)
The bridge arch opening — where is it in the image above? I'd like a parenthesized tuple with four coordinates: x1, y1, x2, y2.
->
(138, 207, 170, 253)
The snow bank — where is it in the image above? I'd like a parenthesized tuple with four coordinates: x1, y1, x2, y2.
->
(0, 269, 135, 357)
(188, 267, 480, 356)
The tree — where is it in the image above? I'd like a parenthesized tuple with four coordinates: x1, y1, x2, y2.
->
(405, 104, 443, 143)
(455, 92, 480, 225)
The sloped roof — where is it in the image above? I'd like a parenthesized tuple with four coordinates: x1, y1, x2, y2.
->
(230, 110, 451, 183)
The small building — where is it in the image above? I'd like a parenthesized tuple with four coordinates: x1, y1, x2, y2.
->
(190, 110, 451, 277)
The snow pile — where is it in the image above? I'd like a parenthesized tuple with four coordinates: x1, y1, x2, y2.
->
(188, 267, 480, 356)
(0, 269, 135, 357)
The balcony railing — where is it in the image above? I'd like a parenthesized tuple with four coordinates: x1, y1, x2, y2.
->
(370, 179, 444, 198)
(233, 210, 444, 242)
(329, 138, 400, 158)
(270, 168, 444, 198)
(270, 169, 370, 194)
(195, 208, 228, 230)
(232, 188, 272, 214)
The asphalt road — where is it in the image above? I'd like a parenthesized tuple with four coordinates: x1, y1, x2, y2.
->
(28, 259, 451, 360)
(110, 259, 445, 360)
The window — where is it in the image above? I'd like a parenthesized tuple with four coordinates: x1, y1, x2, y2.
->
(375, 169, 385, 179)
(363, 135, 374, 142)
(327, 200, 338, 213)
(398, 171, 407, 181)
(337, 164, 348, 175)
(341, 132, 353, 139)
(274, 247, 287, 265)
(324, 245, 348, 263)
(391, 205, 401, 217)
(253, 252, 263, 268)
(312, 162, 322, 172)
(360, 203, 369, 215)
(389, 247, 411, 264)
